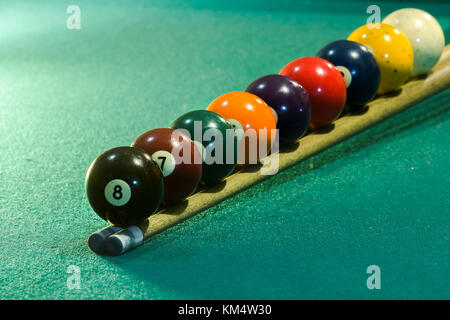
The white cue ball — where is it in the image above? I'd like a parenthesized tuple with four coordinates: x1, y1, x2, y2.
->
(383, 8, 445, 76)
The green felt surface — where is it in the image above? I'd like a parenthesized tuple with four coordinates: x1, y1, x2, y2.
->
(0, 0, 449, 299)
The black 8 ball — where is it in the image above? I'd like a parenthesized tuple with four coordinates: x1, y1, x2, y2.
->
(85, 146, 164, 227)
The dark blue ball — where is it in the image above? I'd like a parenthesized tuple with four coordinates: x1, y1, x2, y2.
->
(245, 74, 311, 143)
(316, 40, 380, 108)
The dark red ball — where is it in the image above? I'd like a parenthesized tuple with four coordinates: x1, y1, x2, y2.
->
(132, 128, 202, 204)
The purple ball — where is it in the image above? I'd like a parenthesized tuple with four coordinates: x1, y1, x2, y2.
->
(246, 74, 311, 143)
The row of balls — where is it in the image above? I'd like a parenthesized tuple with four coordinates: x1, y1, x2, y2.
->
(86, 8, 445, 228)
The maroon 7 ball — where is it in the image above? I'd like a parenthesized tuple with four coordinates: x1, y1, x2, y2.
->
(132, 128, 202, 204)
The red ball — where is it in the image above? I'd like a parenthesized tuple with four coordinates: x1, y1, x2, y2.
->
(280, 57, 346, 129)
(132, 128, 202, 204)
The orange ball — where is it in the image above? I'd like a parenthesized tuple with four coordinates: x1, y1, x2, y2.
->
(207, 91, 277, 164)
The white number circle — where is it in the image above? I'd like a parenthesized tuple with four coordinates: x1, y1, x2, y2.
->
(336, 65, 352, 88)
(151, 150, 176, 177)
(104, 179, 131, 207)
(269, 107, 278, 124)
(364, 44, 376, 57)
(227, 119, 245, 141)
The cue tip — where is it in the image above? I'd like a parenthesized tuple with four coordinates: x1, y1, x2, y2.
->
(104, 226, 144, 256)
(88, 225, 123, 255)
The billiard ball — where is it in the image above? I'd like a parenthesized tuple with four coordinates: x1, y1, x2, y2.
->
(383, 8, 445, 75)
(279, 57, 346, 129)
(132, 128, 202, 204)
(316, 40, 380, 109)
(85, 146, 164, 227)
(206, 91, 277, 163)
(170, 110, 237, 185)
(245, 74, 311, 143)
(348, 23, 414, 94)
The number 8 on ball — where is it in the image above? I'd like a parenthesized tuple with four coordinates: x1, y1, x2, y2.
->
(104, 179, 132, 206)
(85, 146, 164, 227)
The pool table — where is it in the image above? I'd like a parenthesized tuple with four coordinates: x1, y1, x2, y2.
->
(0, 0, 449, 300)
